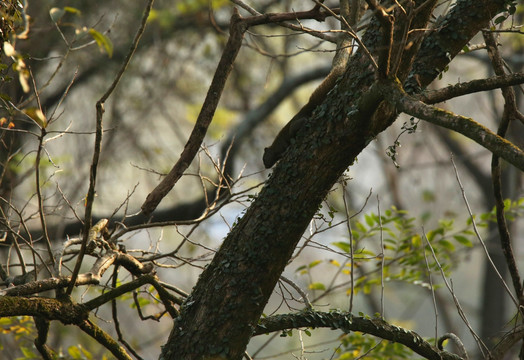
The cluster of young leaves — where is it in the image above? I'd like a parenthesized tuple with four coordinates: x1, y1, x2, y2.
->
(296, 200, 519, 298)
(148, 0, 229, 29)
(334, 332, 413, 360)
(0, 0, 28, 99)
(329, 206, 477, 294)
(49, 6, 113, 58)
(0, 316, 106, 360)
(472, 197, 524, 224)
(0, 316, 36, 358)
(292, 199, 524, 358)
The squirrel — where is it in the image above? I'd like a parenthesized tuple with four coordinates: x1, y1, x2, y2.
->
(262, 66, 344, 168)
(263, 32, 352, 168)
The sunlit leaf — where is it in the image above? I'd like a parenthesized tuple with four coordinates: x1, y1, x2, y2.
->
(3, 42, 15, 56)
(309, 282, 326, 291)
(23, 108, 47, 128)
(329, 259, 341, 267)
(308, 260, 322, 269)
(89, 28, 113, 57)
(332, 241, 350, 253)
(64, 6, 82, 15)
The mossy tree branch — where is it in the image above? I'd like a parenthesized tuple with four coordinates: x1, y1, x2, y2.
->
(255, 310, 463, 360)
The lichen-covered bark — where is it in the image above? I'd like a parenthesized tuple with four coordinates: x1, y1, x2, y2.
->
(255, 310, 462, 360)
(159, 1, 509, 359)
(0, 296, 88, 324)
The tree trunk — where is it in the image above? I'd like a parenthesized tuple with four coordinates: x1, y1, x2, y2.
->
(159, 1, 508, 359)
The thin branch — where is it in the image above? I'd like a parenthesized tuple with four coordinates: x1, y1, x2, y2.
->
(422, 227, 487, 357)
(342, 188, 355, 313)
(314, 0, 378, 70)
(140, 9, 245, 216)
(31, 74, 55, 270)
(66, 0, 155, 295)
(483, 30, 523, 302)
(382, 80, 524, 172)
(280, 275, 313, 309)
(79, 319, 133, 360)
(365, 0, 393, 78)
(377, 195, 385, 317)
(110, 266, 145, 360)
(420, 72, 524, 105)
(230, 0, 260, 15)
(450, 156, 521, 311)
(422, 242, 438, 347)
(83, 273, 155, 311)
(491, 325, 524, 359)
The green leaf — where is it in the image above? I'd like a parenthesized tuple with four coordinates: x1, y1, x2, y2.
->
(494, 15, 506, 24)
(295, 265, 307, 272)
(64, 6, 82, 15)
(453, 235, 473, 247)
(364, 213, 375, 227)
(308, 260, 322, 269)
(89, 29, 113, 57)
(439, 239, 455, 251)
(411, 234, 422, 247)
(20, 346, 37, 358)
(309, 282, 326, 291)
(355, 221, 367, 233)
(332, 241, 350, 253)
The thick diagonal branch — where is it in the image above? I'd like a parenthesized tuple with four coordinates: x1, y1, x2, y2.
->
(382, 80, 524, 172)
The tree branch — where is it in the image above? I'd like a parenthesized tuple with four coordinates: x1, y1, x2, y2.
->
(382, 80, 524, 172)
(79, 319, 132, 360)
(255, 310, 463, 360)
(140, 9, 246, 216)
(141, 5, 336, 216)
(483, 30, 523, 302)
(67, 0, 155, 295)
(0, 296, 87, 324)
(420, 72, 524, 104)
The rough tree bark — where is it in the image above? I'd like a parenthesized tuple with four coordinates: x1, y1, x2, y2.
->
(159, 1, 514, 359)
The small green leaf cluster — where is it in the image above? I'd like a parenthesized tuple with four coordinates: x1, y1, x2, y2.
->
(336, 207, 475, 290)
(48, 6, 113, 57)
(470, 198, 524, 225)
(0, 316, 113, 359)
(296, 204, 498, 297)
(334, 332, 413, 360)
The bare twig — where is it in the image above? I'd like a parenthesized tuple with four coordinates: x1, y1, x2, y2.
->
(422, 241, 438, 347)
(483, 30, 523, 302)
(450, 156, 520, 311)
(67, 0, 155, 295)
(420, 72, 524, 105)
(422, 227, 488, 357)
(110, 266, 145, 360)
(377, 195, 385, 317)
(280, 275, 313, 309)
(30, 70, 55, 271)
